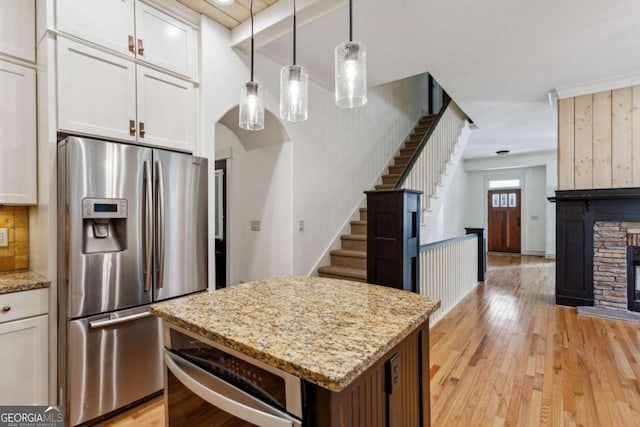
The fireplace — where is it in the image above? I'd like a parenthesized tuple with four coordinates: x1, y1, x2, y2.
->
(627, 246, 640, 312)
(552, 188, 640, 307)
(593, 221, 640, 311)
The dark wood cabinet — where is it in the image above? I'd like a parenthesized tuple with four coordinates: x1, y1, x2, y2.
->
(303, 319, 430, 426)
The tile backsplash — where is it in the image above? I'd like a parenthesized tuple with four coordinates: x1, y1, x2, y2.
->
(0, 206, 29, 271)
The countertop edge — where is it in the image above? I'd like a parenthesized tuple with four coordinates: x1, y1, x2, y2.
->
(151, 298, 441, 392)
(0, 271, 51, 295)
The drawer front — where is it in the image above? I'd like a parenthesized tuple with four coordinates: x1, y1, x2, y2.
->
(0, 288, 48, 323)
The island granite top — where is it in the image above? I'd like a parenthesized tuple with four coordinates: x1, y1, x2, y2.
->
(151, 276, 440, 392)
(0, 270, 50, 295)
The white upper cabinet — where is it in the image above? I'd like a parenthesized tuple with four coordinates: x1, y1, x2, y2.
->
(0, 0, 36, 62)
(56, 0, 196, 79)
(57, 38, 137, 143)
(57, 0, 135, 58)
(0, 60, 36, 204)
(137, 65, 196, 152)
(58, 40, 196, 152)
(135, 2, 195, 78)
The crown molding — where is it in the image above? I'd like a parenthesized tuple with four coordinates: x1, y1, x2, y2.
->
(554, 72, 640, 100)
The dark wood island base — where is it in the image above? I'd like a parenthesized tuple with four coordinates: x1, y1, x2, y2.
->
(303, 319, 430, 426)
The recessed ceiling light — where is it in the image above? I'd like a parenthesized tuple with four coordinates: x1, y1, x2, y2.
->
(496, 150, 510, 156)
(213, 0, 235, 5)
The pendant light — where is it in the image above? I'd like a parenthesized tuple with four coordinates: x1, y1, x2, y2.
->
(280, 0, 309, 122)
(335, 0, 367, 108)
(239, 0, 264, 131)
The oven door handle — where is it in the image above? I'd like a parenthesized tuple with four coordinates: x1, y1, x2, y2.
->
(164, 351, 301, 427)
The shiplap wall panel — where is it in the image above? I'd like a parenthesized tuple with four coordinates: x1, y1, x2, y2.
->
(592, 91, 612, 189)
(611, 88, 633, 187)
(558, 98, 575, 190)
(557, 84, 640, 190)
(633, 86, 640, 186)
(574, 94, 593, 189)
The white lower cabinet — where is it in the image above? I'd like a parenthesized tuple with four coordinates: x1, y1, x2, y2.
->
(57, 38, 196, 152)
(0, 289, 49, 405)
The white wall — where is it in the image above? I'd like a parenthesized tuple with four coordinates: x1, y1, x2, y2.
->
(215, 124, 293, 284)
(289, 74, 428, 275)
(464, 150, 557, 257)
(427, 165, 468, 243)
(200, 15, 429, 282)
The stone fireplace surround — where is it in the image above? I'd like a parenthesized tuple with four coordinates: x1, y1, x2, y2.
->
(592, 221, 640, 310)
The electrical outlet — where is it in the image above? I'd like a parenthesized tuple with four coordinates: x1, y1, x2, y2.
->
(250, 220, 261, 231)
(0, 228, 7, 247)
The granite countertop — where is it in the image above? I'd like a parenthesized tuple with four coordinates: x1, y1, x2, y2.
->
(151, 276, 440, 392)
(0, 270, 51, 295)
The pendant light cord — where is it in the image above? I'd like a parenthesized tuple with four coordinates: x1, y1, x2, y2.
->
(250, 0, 254, 82)
(293, 0, 296, 65)
(349, 0, 353, 42)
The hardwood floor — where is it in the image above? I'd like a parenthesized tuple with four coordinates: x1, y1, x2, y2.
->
(98, 255, 640, 426)
(431, 254, 640, 426)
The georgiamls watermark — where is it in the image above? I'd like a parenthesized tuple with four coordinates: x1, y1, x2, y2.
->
(0, 406, 64, 427)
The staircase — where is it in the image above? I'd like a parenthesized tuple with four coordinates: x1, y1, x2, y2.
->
(317, 114, 438, 282)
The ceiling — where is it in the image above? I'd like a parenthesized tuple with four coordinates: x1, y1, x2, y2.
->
(178, 0, 278, 29)
(241, 0, 640, 160)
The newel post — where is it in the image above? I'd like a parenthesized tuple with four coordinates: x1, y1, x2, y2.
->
(365, 189, 422, 293)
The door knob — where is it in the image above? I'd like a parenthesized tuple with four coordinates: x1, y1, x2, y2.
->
(2, 306, 10, 313)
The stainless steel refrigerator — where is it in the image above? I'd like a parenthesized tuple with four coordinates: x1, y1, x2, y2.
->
(57, 136, 208, 426)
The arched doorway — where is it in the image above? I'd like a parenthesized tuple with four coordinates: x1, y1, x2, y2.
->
(213, 106, 292, 288)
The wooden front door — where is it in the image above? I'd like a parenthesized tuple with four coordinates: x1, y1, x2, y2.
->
(488, 189, 521, 253)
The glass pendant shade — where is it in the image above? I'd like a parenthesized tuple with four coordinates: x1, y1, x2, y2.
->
(335, 41, 367, 108)
(280, 65, 309, 122)
(239, 81, 264, 131)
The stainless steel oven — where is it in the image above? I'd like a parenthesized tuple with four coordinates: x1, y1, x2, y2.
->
(164, 327, 303, 426)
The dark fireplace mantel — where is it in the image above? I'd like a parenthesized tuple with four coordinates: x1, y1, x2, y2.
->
(550, 188, 640, 307)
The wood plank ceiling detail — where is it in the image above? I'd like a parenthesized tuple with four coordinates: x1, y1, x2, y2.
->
(178, 0, 279, 29)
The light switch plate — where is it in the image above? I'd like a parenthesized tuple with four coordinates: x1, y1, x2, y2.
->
(298, 220, 304, 232)
(0, 228, 7, 247)
(250, 220, 261, 232)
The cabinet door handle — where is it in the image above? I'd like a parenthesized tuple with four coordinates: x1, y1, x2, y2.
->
(138, 39, 144, 56)
(128, 35, 135, 53)
(139, 122, 146, 137)
(130, 120, 137, 135)
(2, 306, 10, 313)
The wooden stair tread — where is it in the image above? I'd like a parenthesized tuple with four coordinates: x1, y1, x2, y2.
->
(341, 234, 367, 241)
(330, 249, 366, 258)
(382, 173, 401, 179)
(375, 184, 394, 190)
(351, 220, 367, 225)
(318, 265, 367, 280)
(395, 155, 411, 161)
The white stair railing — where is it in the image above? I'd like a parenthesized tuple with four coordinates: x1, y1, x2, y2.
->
(399, 101, 470, 243)
(420, 234, 479, 325)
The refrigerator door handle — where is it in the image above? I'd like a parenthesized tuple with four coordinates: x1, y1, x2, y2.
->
(155, 160, 166, 289)
(89, 311, 153, 329)
(144, 161, 153, 292)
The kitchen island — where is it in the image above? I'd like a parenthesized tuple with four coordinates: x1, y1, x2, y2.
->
(151, 276, 440, 426)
